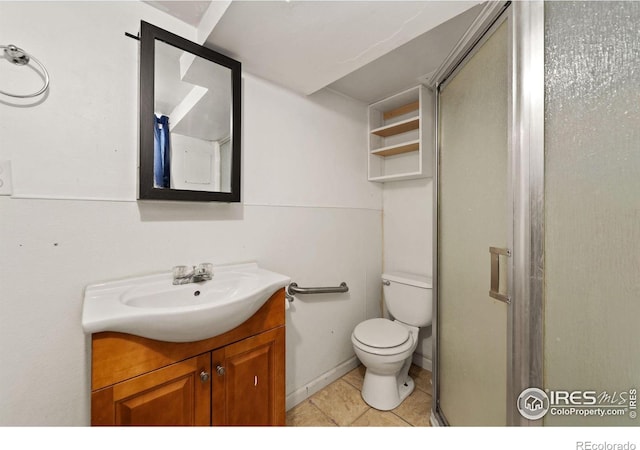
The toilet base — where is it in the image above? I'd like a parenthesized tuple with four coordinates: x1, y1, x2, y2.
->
(398, 377, 415, 404)
(361, 372, 415, 411)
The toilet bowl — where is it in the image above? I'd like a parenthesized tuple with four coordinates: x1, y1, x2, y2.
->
(352, 318, 419, 410)
(351, 272, 432, 411)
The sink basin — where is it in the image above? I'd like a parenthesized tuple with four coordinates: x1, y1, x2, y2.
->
(82, 262, 290, 342)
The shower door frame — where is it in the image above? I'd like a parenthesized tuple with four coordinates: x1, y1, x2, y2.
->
(429, 1, 545, 426)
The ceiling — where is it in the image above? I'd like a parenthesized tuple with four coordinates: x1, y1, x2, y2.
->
(145, 1, 484, 100)
(328, 4, 483, 103)
(144, 1, 212, 26)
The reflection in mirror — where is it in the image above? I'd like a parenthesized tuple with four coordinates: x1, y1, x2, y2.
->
(139, 21, 241, 202)
(154, 40, 232, 193)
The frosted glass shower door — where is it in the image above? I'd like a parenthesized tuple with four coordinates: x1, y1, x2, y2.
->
(438, 20, 509, 425)
(544, 1, 640, 426)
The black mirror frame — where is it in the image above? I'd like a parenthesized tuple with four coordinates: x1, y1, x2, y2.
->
(138, 21, 241, 202)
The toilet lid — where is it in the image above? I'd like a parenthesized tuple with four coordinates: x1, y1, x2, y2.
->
(353, 318, 410, 349)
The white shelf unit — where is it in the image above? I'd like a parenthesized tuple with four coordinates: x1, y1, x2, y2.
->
(367, 85, 434, 182)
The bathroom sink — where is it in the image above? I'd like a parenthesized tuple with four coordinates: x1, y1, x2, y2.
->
(82, 263, 290, 342)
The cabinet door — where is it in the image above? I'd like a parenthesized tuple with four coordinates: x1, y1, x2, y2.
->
(92, 353, 211, 426)
(212, 326, 285, 426)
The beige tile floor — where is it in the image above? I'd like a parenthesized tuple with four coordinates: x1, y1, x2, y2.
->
(287, 364, 432, 427)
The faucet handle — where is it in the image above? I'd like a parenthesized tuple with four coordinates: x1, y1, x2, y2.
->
(196, 263, 213, 275)
(172, 265, 194, 279)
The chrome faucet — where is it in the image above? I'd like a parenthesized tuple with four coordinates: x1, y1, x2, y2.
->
(172, 263, 213, 285)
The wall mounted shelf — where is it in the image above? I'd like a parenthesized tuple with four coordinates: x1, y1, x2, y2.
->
(367, 85, 434, 182)
(371, 117, 420, 137)
(370, 139, 420, 157)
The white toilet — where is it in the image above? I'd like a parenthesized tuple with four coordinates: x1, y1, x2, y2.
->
(351, 272, 432, 410)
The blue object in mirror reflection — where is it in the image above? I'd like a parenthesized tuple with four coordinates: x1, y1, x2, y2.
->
(153, 114, 171, 188)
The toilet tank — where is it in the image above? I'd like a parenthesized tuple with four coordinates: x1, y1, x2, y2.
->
(382, 272, 432, 327)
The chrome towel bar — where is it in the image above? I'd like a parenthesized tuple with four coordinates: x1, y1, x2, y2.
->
(286, 282, 349, 301)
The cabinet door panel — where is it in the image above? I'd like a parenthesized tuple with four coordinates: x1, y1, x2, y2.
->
(100, 353, 211, 426)
(213, 327, 285, 426)
(227, 344, 272, 425)
(116, 377, 194, 425)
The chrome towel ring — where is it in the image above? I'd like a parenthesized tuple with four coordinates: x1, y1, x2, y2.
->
(0, 44, 50, 98)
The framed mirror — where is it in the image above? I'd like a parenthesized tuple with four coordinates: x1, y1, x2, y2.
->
(138, 21, 241, 202)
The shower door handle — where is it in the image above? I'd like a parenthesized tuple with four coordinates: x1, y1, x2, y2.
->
(489, 246, 511, 304)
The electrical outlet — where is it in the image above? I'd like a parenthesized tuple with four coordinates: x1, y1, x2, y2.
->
(0, 160, 13, 195)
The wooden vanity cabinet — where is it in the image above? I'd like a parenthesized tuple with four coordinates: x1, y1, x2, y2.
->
(91, 289, 286, 426)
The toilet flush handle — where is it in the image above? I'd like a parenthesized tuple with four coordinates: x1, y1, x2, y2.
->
(382, 280, 390, 286)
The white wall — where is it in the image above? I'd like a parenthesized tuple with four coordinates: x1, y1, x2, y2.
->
(382, 178, 433, 367)
(0, 1, 382, 425)
(170, 134, 222, 191)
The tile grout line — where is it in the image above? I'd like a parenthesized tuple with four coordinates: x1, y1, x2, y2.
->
(390, 411, 415, 427)
(347, 406, 373, 426)
(312, 404, 341, 426)
(308, 400, 341, 427)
